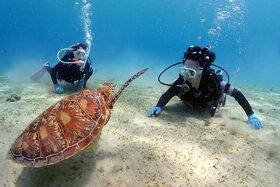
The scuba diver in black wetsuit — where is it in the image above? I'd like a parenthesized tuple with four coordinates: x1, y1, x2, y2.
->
(147, 45, 263, 129)
(43, 43, 93, 94)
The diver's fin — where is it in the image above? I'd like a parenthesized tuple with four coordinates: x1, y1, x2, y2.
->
(30, 62, 50, 81)
(30, 68, 47, 81)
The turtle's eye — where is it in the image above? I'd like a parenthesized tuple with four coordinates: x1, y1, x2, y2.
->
(110, 83, 115, 90)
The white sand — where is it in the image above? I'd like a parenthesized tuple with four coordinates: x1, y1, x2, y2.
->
(0, 76, 280, 187)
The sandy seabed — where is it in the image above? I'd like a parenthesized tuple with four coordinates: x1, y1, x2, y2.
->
(0, 75, 280, 187)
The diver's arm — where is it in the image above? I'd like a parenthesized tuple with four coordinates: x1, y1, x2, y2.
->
(219, 80, 263, 129)
(231, 89, 254, 115)
(83, 59, 93, 88)
(50, 63, 62, 85)
(220, 81, 253, 115)
(50, 54, 73, 84)
(156, 76, 182, 109)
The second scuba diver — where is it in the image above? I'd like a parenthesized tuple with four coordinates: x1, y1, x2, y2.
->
(31, 42, 93, 94)
(147, 45, 263, 129)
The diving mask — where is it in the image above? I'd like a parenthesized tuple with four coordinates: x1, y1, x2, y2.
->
(179, 65, 204, 89)
(73, 48, 87, 61)
(179, 67, 197, 79)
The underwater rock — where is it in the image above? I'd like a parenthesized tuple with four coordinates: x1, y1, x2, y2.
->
(258, 109, 264, 113)
(6, 94, 21, 102)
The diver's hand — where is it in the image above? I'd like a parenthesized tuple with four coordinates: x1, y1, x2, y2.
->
(54, 84, 64, 94)
(248, 113, 263, 129)
(147, 106, 162, 117)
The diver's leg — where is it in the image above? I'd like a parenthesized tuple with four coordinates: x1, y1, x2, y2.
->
(43, 63, 53, 74)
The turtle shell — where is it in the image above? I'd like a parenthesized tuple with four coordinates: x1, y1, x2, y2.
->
(7, 89, 111, 167)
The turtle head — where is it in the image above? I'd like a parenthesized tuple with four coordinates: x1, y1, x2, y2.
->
(97, 82, 115, 102)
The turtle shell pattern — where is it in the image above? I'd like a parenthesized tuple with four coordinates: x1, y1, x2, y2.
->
(8, 89, 111, 167)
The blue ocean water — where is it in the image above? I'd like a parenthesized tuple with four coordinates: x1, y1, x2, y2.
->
(0, 0, 279, 87)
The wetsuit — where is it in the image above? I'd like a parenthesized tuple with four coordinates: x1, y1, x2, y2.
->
(45, 52, 93, 88)
(156, 72, 253, 116)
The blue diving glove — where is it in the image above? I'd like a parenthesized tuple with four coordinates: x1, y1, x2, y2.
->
(74, 79, 85, 89)
(248, 113, 263, 129)
(147, 106, 162, 117)
(54, 84, 64, 94)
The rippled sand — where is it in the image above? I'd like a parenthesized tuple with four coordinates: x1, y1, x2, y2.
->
(0, 74, 279, 187)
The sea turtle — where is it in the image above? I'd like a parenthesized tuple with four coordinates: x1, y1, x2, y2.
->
(7, 68, 148, 167)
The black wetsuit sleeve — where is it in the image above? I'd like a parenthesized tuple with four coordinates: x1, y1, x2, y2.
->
(219, 76, 254, 116)
(50, 62, 63, 85)
(50, 53, 75, 85)
(82, 58, 93, 88)
(230, 88, 254, 116)
(156, 76, 182, 109)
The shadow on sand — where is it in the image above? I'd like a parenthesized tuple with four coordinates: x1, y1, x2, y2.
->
(159, 102, 214, 126)
(15, 140, 113, 187)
